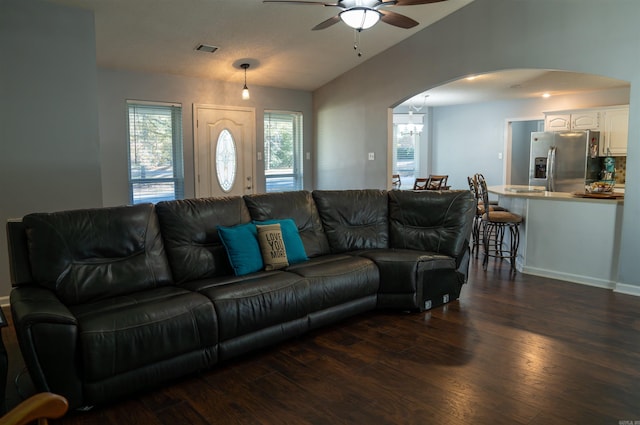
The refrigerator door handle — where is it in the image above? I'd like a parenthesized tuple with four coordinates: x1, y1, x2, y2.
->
(547, 146, 557, 192)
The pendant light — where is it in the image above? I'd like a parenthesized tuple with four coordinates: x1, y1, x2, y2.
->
(241, 63, 250, 100)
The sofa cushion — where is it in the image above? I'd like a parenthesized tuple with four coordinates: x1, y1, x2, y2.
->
(23, 204, 172, 305)
(285, 254, 379, 313)
(217, 223, 263, 276)
(312, 190, 389, 253)
(388, 190, 476, 258)
(156, 197, 251, 283)
(192, 272, 310, 342)
(253, 219, 308, 264)
(70, 286, 217, 382)
(244, 191, 330, 258)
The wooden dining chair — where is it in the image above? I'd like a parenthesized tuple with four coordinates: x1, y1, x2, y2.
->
(426, 174, 448, 190)
(0, 393, 68, 425)
(392, 174, 401, 190)
(413, 177, 428, 190)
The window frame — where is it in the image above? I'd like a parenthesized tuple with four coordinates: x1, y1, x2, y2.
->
(263, 110, 304, 193)
(126, 100, 184, 204)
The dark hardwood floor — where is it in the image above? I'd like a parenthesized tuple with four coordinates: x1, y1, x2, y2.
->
(3, 258, 640, 424)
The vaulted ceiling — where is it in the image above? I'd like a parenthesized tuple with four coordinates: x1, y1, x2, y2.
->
(47, 0, 473, 91)
(47, 0, 630, 106)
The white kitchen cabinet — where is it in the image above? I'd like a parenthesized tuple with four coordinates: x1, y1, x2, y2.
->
(544, 114, 571, 131)
(600, 107, 629, 156)
(571, 111, 600, 130)
(545, 106, 629, 156)
(544, 110, 600, 131)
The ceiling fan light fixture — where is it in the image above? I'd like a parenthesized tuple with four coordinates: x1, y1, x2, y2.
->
(340, 8, 381, 31)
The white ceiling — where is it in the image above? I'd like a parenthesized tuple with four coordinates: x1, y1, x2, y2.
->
(401, 69, 630, 108)
(47, 0, 474, 91)
(47, 0, 630, 105)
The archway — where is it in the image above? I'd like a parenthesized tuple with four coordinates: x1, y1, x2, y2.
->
(391, 69, 630, 191)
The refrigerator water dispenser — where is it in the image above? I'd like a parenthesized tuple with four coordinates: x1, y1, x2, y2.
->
(534, 157, 547, 179)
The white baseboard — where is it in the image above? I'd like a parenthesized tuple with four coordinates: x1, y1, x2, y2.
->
(0, 295, 10, 308)
(522, 266, 640, 297)
(614, 283, 640, 297)
(522, 266, 617, 290)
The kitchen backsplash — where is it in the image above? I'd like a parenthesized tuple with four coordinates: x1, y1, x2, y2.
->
(615, 156, 626, 184)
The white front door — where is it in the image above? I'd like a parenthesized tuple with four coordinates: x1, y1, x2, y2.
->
(194, 105, 255, 197)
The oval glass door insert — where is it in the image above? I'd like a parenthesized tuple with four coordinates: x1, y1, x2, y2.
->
(215, 129, 237, 192)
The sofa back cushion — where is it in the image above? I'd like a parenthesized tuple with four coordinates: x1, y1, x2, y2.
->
(23, 203, 172, 305)
(388, 190, 475, 258)
(243, 191, 330, 258)
(156, 197, 251, 283)
(313, 190, 389, 253)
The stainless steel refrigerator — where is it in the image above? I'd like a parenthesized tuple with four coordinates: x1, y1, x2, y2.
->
(529, 131, 601, 192)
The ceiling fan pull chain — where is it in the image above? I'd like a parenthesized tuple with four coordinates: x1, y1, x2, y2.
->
(354, 30, 363, 57)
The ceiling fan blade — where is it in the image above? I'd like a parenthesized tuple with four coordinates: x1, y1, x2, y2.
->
(312, 15, 342, 30)
(263, 0, 340, 5)
(393, 0, 447, 5)
(379, 10, 419, 29)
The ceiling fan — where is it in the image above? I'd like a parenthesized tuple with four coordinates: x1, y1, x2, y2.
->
(263, 0, 448, 32)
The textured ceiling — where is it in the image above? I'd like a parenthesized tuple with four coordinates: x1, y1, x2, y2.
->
(47, 0, 474, 91)
(46, 0, 629, 105)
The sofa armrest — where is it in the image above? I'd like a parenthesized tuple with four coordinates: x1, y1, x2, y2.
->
(11, 286, 77, 326)
(10, 286, 84, 409)
(456, 241, 471, 283)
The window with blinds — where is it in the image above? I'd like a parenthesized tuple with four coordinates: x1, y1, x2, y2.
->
(264, 111, 303, 192)
(127, 101, 184, 204)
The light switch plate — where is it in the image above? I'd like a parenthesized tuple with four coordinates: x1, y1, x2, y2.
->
(368, 152, 375, 160)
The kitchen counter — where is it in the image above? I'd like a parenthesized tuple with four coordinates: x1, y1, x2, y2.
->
(488, 185, 624, 203)
(485, 185, 623, 290)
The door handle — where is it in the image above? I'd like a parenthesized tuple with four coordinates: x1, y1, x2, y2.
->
(547, 147, 556, 192)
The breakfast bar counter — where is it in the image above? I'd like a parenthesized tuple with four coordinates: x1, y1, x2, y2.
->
(487, 185, 623, 289)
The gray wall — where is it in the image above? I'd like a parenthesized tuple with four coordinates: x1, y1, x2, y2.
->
(98, 69, 313, 207)
(0, 0, 102, 298)
(313, 0, 640, 291)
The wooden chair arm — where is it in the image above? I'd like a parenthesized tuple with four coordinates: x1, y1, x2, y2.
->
(0, 393, 68, 425)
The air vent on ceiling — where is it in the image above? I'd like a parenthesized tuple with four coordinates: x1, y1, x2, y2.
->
(195, 44, 218, 54)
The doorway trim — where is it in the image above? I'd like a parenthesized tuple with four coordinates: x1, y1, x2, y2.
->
(503, 115, 544, 185)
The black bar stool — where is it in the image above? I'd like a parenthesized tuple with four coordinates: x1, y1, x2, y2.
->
(477, 174, 522, 271)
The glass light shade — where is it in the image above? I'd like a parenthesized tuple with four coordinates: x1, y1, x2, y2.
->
(398, 123, 423, 135)
(340, 8, 380, 30)
(242, 85, 250, 100)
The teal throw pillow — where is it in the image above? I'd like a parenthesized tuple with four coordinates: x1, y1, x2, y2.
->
(217, 223, 263, 276)
(253, 218, 308, 264)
